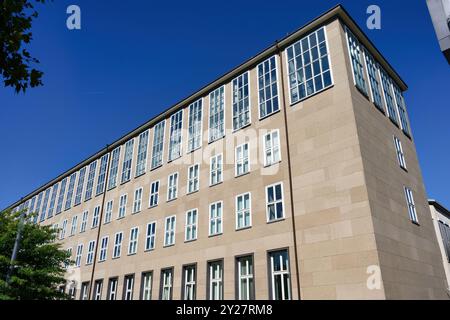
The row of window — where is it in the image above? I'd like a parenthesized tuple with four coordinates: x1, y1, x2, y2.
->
(70, 249, 291, 300)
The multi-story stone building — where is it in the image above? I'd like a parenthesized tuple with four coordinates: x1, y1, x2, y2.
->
(7, 5, 449, 300)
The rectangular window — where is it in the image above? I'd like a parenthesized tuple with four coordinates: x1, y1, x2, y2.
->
(392, 84, 411, 136)
(209, 86, 225, 142)
(258, 56, 279, 119)
(91, 206, 100, 228)
(99, 236, 108, 262)
(210, 154, 223, 186)
(86, 240, 96, 265)
(236, 193, 251, 230)
(232, 72, 250, 130)
(187, 99, 203, 152)
(266, 183, 284, 222)
(113, 232, 123, 258)
(121, 139, 134, 183)
(145, 222, 156, 251)
(128, 227, 139, 255)
(118, 194, 127, 219)
(33, 192, 43, 224)
(70, 215, 78, 236)
(80, 210, 88, 233)
(236, 255, 255, 300)
(394, 136, 407, 170)
(209, 201, 223, 236)
(104, 200, 113, 224)
(107, 147, 121, 190)
(140, 272, 153, 300)
(39, 188, 51, 221)
(264, 130, 281, 166)
(84, 161, 97, 201)
(135, 130, 149, 176)
(93, 280, 103, 300)
(269, 250, 291, 300)
(380, 68, 399, 125)
(182, 265, 196, 300)
(123, 275, 135, 300)
(167, 172, 178, 201)
(133, 187, 143, 213)
(404, 187, 419, 224)
(346, 27, 368, 95)
(364, 49, 384, 111)
(75, 244, 83, 267)
(56, 178, 67, 214)
(107, 278, 118, 300)
(160, 268, 173, 300)
(164, 215, 176, 247)
(438, 221, 450, 262)
(185, 209, 198, 242)
(74, 167, 86, 206)
(64, 173, 77, 211)
(80, 282, 89, 300)
(47, 182, 59, 218)
(60, 219, 68, 239)
(168, 110, 183, 161)
(149, 180, 160, 207)
(235, 143, 250, 176)
(187, 164, 200, 193)
(208, 260, 223, 300)
(96, 154, 109, 196)
(287, 27, 332, 103)
(151, 120, 165, 169)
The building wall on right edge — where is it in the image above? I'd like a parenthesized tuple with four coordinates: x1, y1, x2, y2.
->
(429, 204, 450, 291)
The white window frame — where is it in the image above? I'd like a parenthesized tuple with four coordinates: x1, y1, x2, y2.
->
(121, 138, 135, 184)
(118, 194, 127, 219)
(232, 71, 251, 131)
(168, 109, 183, 161)
(123, 275, 134, 300)
(91, 206, 100, 228)
(185, 209, 198, 242)
(183, 265, 196, 300)
(209, 154, 223, 186)
(128, 227, 139, 255)
(208, 260, 223, 300)
(149, 180, 160, 208)
(235, 142, 250, 177)
(236, 192, 252, 230)
(187, 98, 203, 152)
(75, 244, 83, 267)
(132, 187, 143, 213)
(263, 129, 281, 167)
(266, 182, 285, 222)
(104, 200, 113, 224)
(269, 250, 291, 300)
(167, 172, 178, 201)
(70, 215, 78, 236)
(145, 221, 156, 251)
(237, 255, 254, 300)
(187, 163, 200, 194)
(208, 86, 225, 142)
(151, 120, 166, 169)
(161, 269, 173, 300)
(141, 272, 153, 300)
(209, 201, 223, 236)
(86, 240, 96, 265)
(60, 219, 68, 240)
(257, 55, 280, 119)
(108, 278, 118, 300)
(135, 130, 149, 177)
(404, 187, 419, 224)
(80, 210, 88, 233)
(107, 146, 121, 190)
(394, 136, 407, 170)
(99, 236, 108, 262)
(164, 215, 176, 247)
(113, 231, 123, 259)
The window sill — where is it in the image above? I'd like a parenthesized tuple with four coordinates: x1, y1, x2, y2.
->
(163, 244, 175, 248)
(235, 171, 250, 179)
(209, 181, 223, 188)
(186, 146, 202, 155)
(208, 135, 225, 145)
(208, 233, 223, 238)
(263, 160, 282, 168)
(290, 84, 334, 106)
(150, 164, 163, 172)
(259, 109, 281, 121)
(166, 198, 177, 203)
(148, 204, 158, 209)
(267, 217, 285, 224)
(400, 166, 408, 173)
(144, 248, 155, 253)
(232, 122, 251, 134)
(187, 189, 199, 196)
(127, 253, 137, 256)
(236, 226, 252, 232)
(184, 238, 197, 244)
(134, 172, 146, 179)
(411, 220, 420, 227)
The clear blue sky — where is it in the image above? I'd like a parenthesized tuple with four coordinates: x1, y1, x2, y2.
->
(1, 0, 448, 209)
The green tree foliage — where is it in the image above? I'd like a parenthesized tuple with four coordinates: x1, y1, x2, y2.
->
(0, 209, 71, 300)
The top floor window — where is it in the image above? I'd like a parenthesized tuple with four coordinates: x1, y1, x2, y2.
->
(107, 147, 121, 190)
(168, 110, 183, 161)
(346, 27, 368, 95)
(232, 72, 250, 131)
(363, 49, 384, 112)
(84, 161, 97, 201)
(187, 99, 203, 152)
(64, 172, 77, 211)
(258, 56, 279, 119)
(121, 139, 134, 183)
(151, 120, 165, 169)
(380, 68, 399, 125)
(56, 178, 67, 215)
(96, 154, 109, 196)
(392, 84, 411, 136)
(209, 86, 225, 142)
(74, 167, 86, 206)
(135, 130, 149, 176)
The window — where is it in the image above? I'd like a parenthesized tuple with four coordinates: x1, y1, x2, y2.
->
(94, 280, 103, 300)
(168, 110, 183, 161)
(68, 282, 76, 299)
(123, 274, 135, 300)
(135, 130, 149, 176)
(75, 244, 83, 267)
(182, 265, 196, 300)
(145, 222, 156, 251)
(269, 250, 291, 300)
(236, 255, 255, 300)
(438, 221, 450, 262)
(232, 72, 250, 130)
(121, 139, 134, 183)
(149, 180, 160, 207)
(47, 182, 59, 217)
(287, 27, 332, 103)
(128, 227, 139, 255)
(92, 206, 100, 228)
(394, 136, 407, 170)
(39, 188, 51, 221)
(64, 173, 77, 211)
(56, 178, 67, 214)
(364, 49, 384, 111)
(208, 260, 223, 300)
(209, 86, 225, 142)
(113, 232, 123, 258)
(70, 215, 78, 236)
(84, 161, 97, 201)
(33, 193, 43, 223)
(185, 209, 198, 242)
(104, 200, 113, 224)
(236, 193, 251, 230)
(80, 210, 88, 233)
(188, 99, 203, 152)
(209, 201, 223, 236)
(235, 143, 250, 176)
(346, 27, 368, 95)
(118, 194, 127, 219)
(140, 272, 153, 300)
(392, 84, 411, 135)
(96, 154, 109, 196)
(164, 215, 176, 247)
(210, 154, 223, 186)
(107, 278, 118, 300)
(187, 164, 200, 193)
(167, 172, 178, 201)
(151, 120, 165, 169)
(133, 187, 143, 213)
(74, 167, 86, 206)
(258, 56, 279, 119)
(99, 236, 108, 262)
(380, 68, 399, 125)
(404, 187, 419, 224)
(266, 183, 284, 222)
(160, 268, 173, 300)
(107, 146, 121, 190)
(86, 240, 96, 265)
(264, 130, 281, 166)
(80, 282, 89, 300)
(60, 219, 68, 239)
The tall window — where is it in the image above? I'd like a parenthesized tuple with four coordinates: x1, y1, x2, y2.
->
(182, 265, 196, 300)
(164, 215, 176, 247)
(56, 178, 67, 214)
(107, 146, 121, 190)
(121, 139, 134, 183)
(104, 200, 113, 224)
(145, 222, 156, 251)
(187, 164, 200, 193)
(60, 219, 68, 239)
(160, 268, 173, 300)
(209, 201, 223, 236)
(208, 260, 223, 300)
(151, 120, 165, 169)
(209, 86, 225, 142)
(32, 192, 43, 224)
(96, 154, 109, 196)
(75, 244, 83, 267)
(188, 99, 203, 152)
(94, 280, 103, 300)
(364, 49, 384, 111)
(232, 72, 250, 130)
(113, 232, 123, 258)
(80, 211, 88, 233)
(266, 183, 284, 222)
(380, 68, 399, 125)
(235, 143, 250, 176)
(258, 56, 279, 119)
(118, 194, 127, 219)
(394, 136, 407, 170)
(80, 282, 89, 300)
(185, 209, 198, 242)
(392, 84, 411, 136)
(91, 206, 100, 228)
(149, 180, 159, 207)
(107, 278, 118, 300)
(84, 161, 97, 201)
(236, 255, 255, 300)
(99, 236, 108, 262)
(70, 215, 78, 236)
(210, 154, 223, 186)
(123, 275, 135, 300)
(135, 130, 149, 176)
(133, 187, 143, 213)
(346, 28, 368, 95)
(86, 240, 95, 265)
(141, 272, 153, 300)
(168, 110, 183, 161)
(47, 182, 59, 217)
(404, 187, 419, 224)
(128, 227, 139, 255)
(438, 221, 450, 263)
(74, 167, 86, 206)
(39, 188, 51, 221)
(236, 193, 251, 229)
(269, 250, 291, 300)
(264, 130, 281, 166)
(64, 172, 77, 211)
(167, 172, 178, 201)
(287, 27, 332, 103)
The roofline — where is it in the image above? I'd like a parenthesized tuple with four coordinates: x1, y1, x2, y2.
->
(4, 4, 409, 211)
(429, 199, 450, 217)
